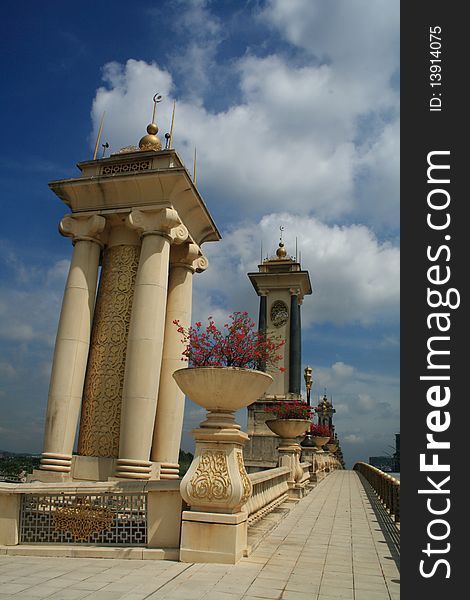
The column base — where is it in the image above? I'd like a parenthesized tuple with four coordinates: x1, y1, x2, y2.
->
(39, 452, 72, 473)
(179, 510, 247, 564)
(287, 482, 305, 500)
(115, 459, 153, 480)
(158, 463, 180, 480)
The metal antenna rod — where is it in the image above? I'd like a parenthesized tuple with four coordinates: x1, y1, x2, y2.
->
(93, 111, 106, 160)
(169, 100, 176, 148)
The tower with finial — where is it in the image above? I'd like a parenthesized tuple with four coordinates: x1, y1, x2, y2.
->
(36, 93, 221, 483)
(315, 393, 336, 434)
(244, 229, 312, 471)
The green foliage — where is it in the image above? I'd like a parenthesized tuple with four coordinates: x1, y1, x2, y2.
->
(178, 449, 193, 477)
(0, 455, 40, 480)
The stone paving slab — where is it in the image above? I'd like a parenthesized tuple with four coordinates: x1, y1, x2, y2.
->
(0, 471, 400, 599)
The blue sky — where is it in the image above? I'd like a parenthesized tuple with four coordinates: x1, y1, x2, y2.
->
(0, 0, 399, 467)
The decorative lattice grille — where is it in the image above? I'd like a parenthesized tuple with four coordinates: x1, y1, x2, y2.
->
(101, 160, 151, 175)
(20, 493, 147, 545)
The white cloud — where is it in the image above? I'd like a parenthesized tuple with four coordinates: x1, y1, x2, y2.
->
(0, 254, 67, 347)
(193, 213, 399, 326)
(262, 0, 399, 101)
(343, 434, 363, 445)
(331, 362, 355, 378)
(90, 40, 398, 229)
(166, 0, 224, 99)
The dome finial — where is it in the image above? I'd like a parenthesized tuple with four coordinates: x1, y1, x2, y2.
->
(276, 225, 287, 258)
(139, 93, 163, 151)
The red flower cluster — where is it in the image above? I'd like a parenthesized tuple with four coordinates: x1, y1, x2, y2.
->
(174, 312, 285, 371)
(310, 424, 331, 437)
(265, 400, 313, 420)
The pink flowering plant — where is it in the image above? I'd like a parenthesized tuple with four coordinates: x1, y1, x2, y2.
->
(173, 312, 285, 371)
(309, 424, 331, 437)
(265, 400, 313, 420)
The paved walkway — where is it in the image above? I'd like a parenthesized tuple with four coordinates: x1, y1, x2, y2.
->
(0, 471, 400, 600)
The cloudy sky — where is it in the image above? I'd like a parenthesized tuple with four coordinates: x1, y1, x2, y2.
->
(0, 0, 399, 467)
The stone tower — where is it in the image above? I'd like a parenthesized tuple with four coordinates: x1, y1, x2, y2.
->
(36, 107, 220, 482)
(243, 239, 312, 472)
(315, 394, 336, 433)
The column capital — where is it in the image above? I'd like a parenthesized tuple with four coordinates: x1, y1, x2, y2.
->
(259, 289, 269, 297)
(127, 207, 185, 242)
(289, 287, 301, 296)
(170, 243, 208, 273)
(59, 214, 105, 245)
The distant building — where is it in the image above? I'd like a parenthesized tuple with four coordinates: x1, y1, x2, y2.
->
(393, 433, 400, 472)
(369, 456, 394, 471)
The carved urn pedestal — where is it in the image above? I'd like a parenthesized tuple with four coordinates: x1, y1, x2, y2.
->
(265, 419, 310, 500)
(173, 367, 272, 564)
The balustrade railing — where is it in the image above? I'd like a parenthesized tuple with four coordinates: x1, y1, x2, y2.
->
(354, 462, 400, 523)
(299, 462, 311, 484)
(246, 466, 290, 526)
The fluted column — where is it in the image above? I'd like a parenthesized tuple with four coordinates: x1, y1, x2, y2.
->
(116, 207, 187, 479)
(289, 288, 301, 395)
(40, 214, 105, 473)
(151, 244, 208, 479)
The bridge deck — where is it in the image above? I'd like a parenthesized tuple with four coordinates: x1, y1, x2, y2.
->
(0, 471, 400, 600)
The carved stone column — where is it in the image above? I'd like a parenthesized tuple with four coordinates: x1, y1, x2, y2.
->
(151, 243, 208, 479)
(77, 224, 141, 459)
(40, 214, 105, 474)
(116, 207, 186, 479)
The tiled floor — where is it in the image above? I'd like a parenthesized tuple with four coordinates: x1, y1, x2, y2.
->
(0, 471, 400, 599)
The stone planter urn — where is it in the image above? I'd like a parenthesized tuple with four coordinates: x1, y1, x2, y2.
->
(325, 443, 338, 453)
(173, 366, 272, 564)
(265, 418, 310, 442)
(265, 418, 310, 496)
(311, 436, 330, 452)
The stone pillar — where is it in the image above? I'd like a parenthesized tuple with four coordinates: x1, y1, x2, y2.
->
(179, 425, 252, 564)
(258, 291, 268, 371)
(77, 224, 141, 459)
(151, 243, 208, 479)
(116, 207, 186, 479)
(278, 439, 304, 499)
(40, 214, 104, 474)
(289, 289, 301, 395)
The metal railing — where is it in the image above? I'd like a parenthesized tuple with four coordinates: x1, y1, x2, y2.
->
(246, 466, 290, 526)
(354, 462, 400, 523)
(19, 492, 147, 545)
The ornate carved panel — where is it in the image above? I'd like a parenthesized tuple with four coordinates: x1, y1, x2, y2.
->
(189, 450, 231, 502)
(53, 498, 113, 540)
(270, 300, 289, 327)
(78, 244, 140, 457)
(236, 450, 252, 505)
(100, 160, 151, 176)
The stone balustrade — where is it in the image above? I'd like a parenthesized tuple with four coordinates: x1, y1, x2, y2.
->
(245, 466, 290, 526)
(299, 462, 311, 485)
(354, 462, 400, 523)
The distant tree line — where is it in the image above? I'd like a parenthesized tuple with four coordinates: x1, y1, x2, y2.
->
(0, 451, 194, 480)
(0, 454, 40, 481)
